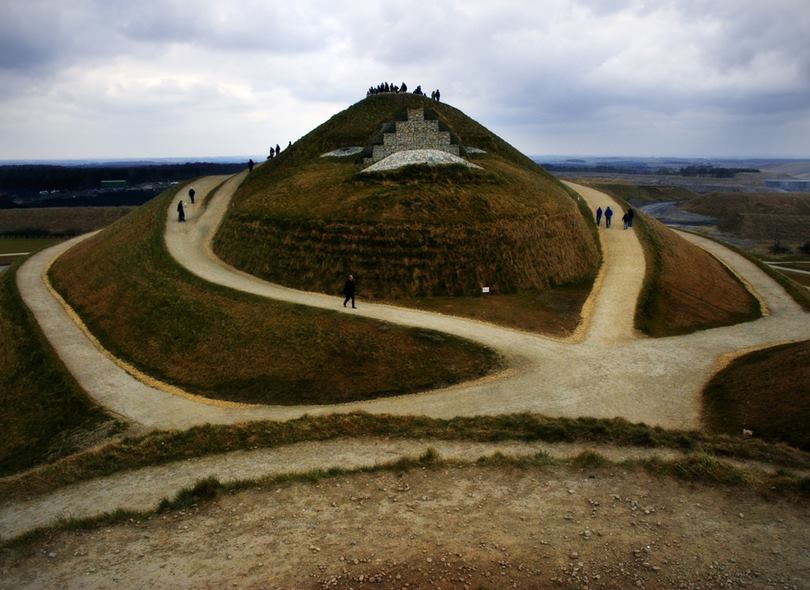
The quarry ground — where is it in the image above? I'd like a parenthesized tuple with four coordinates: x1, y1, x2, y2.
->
(5, 174, 810, 587)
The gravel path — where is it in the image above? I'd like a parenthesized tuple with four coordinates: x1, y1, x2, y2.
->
(15, 177, 810, 432)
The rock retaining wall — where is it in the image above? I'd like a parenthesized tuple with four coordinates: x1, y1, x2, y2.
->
(366, 109, 460, 163)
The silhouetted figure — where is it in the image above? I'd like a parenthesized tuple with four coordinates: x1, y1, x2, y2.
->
(343, 274, 356, 309)
(287, 140, 292, 148)
(627, 207, 634, 228)
(248, 158, 255, 173)
(188, 187, 195, 205)
(177, 200, 185, 222)
(596, 206, 603, 226)
(622, 212, 630, 230)
(435, 89, 440, 101)
(413, 85, 423, 96)
(604, 206, 613, 228)
(400, 82, 407, 92)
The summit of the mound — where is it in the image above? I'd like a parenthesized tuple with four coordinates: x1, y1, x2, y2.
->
(214, 94, 600, 299)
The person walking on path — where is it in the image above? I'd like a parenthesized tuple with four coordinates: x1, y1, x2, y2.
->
(177, 200, 185, 222)
(343, 274, 356, 309)
(604, 206, 613, 228)
(248, 159, 255, 173)
(188, 187, 195, 205)
(596, 206, 603, 226)
(627, 207, 634, 228)
(622, 211, 630, 230)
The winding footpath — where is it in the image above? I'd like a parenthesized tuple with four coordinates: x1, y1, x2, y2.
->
(5, 174, 810, 539)
(15, 175, 810, 431)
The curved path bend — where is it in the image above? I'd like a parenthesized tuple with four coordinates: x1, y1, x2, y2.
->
(15, 176, 810, 433)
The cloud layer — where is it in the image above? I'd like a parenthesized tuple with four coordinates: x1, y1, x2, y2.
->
(1, 0, 809, 159)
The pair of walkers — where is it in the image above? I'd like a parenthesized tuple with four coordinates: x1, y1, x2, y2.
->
(177, 187, 197, 222)
(595, 206, 633, 229)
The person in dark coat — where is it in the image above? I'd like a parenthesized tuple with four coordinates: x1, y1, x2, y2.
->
(604, 206, 613, 228)
(343, 274, 356, 309)
(627, 207, 634, 227)
(188, 187, 195, 204)
(248, 158, 255, 173)
(622, 211, 630, 229)
(177, 200, 185, 222)
(595, 206, 603, 226)
(435, 89, 440, 101)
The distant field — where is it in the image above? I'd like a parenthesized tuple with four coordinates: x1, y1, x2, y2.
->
(0, 237, 64, 264)
(680, 192, 810, 245)
(0, 206, 132, 236)
(777, 269, 810, 287)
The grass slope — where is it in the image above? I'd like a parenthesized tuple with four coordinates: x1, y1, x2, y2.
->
(634, 212, 761, 336)
(49, 185, 500, 406)
(214, 94, 599, 300)
(0, 264, 122, 476)
(703, 340, 810, 451)
(582, 181, 696, 204)
(681, 192, 810, 244)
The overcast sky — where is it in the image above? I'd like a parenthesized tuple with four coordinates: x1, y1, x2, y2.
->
(1, 0, 809, 160)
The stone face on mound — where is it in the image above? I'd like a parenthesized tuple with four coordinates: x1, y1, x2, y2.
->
(214, 93, 601, 298)
(362, 149, 482, 172)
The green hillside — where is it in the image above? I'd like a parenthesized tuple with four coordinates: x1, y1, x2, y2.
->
(214, 94, 600, 300)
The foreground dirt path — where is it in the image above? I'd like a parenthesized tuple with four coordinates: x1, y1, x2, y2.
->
(0, 439, 691, 540)
(2, 463, 808, 590)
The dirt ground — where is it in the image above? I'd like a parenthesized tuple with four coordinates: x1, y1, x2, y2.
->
(2, 464, 808, 590)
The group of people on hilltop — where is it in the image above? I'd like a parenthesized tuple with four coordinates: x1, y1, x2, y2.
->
(366, 82, 441, 101)
(595, 205, 634, 229)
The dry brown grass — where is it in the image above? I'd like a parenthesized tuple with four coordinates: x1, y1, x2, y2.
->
(0, 207, 132, 235)
(635, 212, 761, 336)
(681, 192, 810, 244)
(703, 340, 810, 450)
(49, 187, 500, 406)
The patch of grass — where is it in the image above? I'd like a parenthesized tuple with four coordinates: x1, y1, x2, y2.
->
(4, 412, 808, 503)
(6, 447, 808, 550)
(641, 453, 749, 486)
(0, 207, 133, 236)
(49, 185, 501, 406)
(388, 286, 591, 336)
(0, 263, 123, 476)
(703, 340, 810, 451)
(633, 210, 761, 336)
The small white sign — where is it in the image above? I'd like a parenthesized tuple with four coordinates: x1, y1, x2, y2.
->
(481, 286, 490, 294)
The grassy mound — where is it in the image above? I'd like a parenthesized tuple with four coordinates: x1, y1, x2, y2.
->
(49, 185, 501, 406)
(214, 93, 599, 301)
(703, 340, 810, 451)
(634, 212, 761, 336)
(0, 264, 122, 476)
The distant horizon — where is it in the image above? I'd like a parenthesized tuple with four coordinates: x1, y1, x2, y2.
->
(3, 154, 810, 166)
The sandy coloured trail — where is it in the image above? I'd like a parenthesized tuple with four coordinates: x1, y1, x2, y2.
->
(15, 176, 810, 432)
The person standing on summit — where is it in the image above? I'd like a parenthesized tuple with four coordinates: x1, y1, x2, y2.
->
(343, 274, 356, 309)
